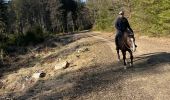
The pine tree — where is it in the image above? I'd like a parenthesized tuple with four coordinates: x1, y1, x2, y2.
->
(48, 0, 64, 32)
(49, 0, 79, 33)
(87, 0, 117, 31)
(0, 0, 7, 40)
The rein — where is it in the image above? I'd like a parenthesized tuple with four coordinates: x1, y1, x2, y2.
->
(121, 34, 134, 51)
(122, 38, 131, 50)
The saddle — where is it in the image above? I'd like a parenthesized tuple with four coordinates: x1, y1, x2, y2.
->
(125, 29, 134, 36)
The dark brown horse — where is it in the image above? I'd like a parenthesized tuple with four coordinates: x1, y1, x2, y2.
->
(116, 30, 136, 69)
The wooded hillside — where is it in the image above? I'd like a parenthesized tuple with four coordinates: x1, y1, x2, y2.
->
(86, 0, 170, 36)
(0, 0, 170, 53)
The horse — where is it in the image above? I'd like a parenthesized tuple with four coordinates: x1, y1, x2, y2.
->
(116, 29, 136, 69)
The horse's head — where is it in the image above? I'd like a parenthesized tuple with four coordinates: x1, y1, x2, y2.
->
(124, 32, 136, 52)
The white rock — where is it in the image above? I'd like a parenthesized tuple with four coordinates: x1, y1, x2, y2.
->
(55, 61, 70, 70)
(77, 48, 89, 53)
(32, 72, 46, 79)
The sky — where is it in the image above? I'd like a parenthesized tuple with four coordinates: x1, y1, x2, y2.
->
(4, 0, 86, 1)
(4, 0, 10, 2)
(4, 0, 87, 3)
(81, 0, 87, 2)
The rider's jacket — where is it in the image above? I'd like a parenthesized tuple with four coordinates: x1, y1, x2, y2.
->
(115, 16, 133, 33)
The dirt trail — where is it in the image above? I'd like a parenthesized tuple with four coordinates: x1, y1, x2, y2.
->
(1, 32, 170, 100)
(71, 32, 170, 100)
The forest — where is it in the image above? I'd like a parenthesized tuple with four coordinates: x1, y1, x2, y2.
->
(0, 0, 170, 57)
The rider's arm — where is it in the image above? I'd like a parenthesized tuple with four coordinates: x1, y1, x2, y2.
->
(126, 18, 134, 33)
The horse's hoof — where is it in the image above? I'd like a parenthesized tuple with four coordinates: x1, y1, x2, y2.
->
(129, 63, 133, 67)
(118, 56, 120, 61)
(124, 66, 127, 70)
(118, 59, 121, 62)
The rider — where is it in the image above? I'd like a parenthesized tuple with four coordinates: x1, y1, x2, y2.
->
(114, 11, 137, 50)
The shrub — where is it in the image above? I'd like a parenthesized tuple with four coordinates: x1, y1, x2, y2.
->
(15, 25, 48, 46)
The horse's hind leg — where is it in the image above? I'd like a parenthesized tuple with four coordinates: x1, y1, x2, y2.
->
(128, 50, 133, 67)
(117, 49, 120, 61)
(122, 50, 127, 69)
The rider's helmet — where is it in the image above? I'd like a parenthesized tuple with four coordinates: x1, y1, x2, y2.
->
(119, 11, 124, 15)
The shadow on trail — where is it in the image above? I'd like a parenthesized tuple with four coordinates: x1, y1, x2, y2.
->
(134, 52, 169, 62)
(15, 52, 170, 99)
(134, 52, 170, 69)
